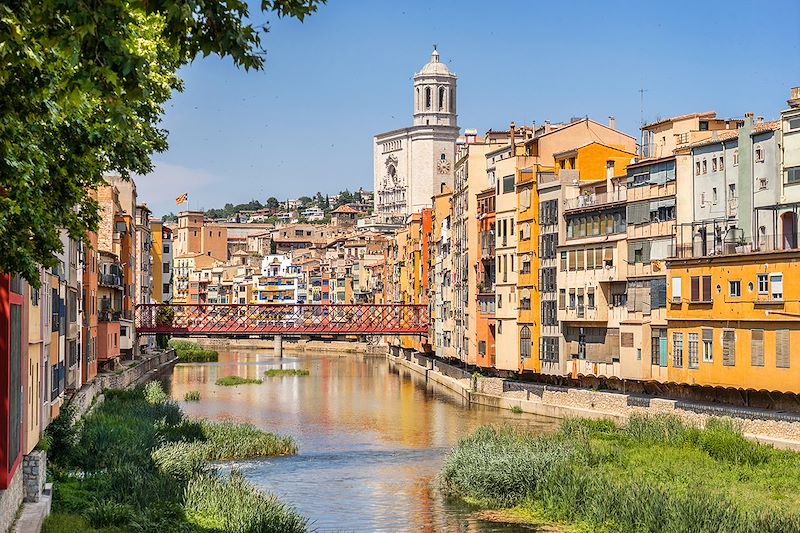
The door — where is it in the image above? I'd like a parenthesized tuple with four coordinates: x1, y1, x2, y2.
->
(782, 212, 798, 249)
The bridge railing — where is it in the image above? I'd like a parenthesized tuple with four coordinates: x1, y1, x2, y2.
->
(135, 303, 429, 335)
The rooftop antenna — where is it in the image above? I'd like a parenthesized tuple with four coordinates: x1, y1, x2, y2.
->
(639, 87, 648, 127)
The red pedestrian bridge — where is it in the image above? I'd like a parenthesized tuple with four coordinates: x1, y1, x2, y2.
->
(134, 303, 429, 336)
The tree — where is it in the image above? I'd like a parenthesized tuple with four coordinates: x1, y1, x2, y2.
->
(0, 0, 325, 285)
(266, 197, 280, 209)
(298, 196, 312, 207)
(335, 189, 354, 207)
(314, 192, 324, 207)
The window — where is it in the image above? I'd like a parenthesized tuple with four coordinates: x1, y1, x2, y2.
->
(162, 283, 170, 293)
(560, 251, 567, 271)
(751, 329, 764, 367)
(712, 187, 718, 204)
(425, 87, 431, 109)
(695, 161, 701, 175)
(163, 263, 170, 274)
(651, 328, 666, 366)
(587, 289, 595, 309)
(438, 87, 445, 110)
(163, 245, 169, 254)
(757, 273, 768, 294)
(702, 160, 707, 174)
(770, 274, 783, 300)
(569, 289, 576, 309)
(702, 329, 713, 363)
(733, 149, 739, 166)
(787, 167, 800, 185)
(712, 158, 718, 172)
(671, 277, 682, 302)
(688, 333, 699, 368)
(755, 145, 764, 162)
(729, 280, 741, 297)
(729, 183, 736, 198)
(790, 118, 800, 130)
(719, 156, 724, 171)
(520, 326, 531, 358)
(672, 333, 683, 368)
(722, 329, 735, 366)
(558, 289, 566, 310)
(699, 120, 709, 131)
(502, 175, 515, 194)
(690, 276, 712, 302)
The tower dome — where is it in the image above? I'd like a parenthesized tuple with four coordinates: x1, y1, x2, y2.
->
(413, 47, 457, 128)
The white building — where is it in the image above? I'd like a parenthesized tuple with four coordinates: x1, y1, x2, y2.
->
(302, 206, 325, 221)
(373, 48, 459, 217)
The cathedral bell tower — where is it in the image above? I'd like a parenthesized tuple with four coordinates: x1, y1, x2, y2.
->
(413, 47, 458, 128)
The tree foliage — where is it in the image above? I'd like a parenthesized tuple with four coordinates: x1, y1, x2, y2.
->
(205, 199, 264, 219)
(266, 196, 280, 209)
(0, 0, 325, 285)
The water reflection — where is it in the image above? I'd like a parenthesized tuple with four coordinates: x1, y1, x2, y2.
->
(170, 349, 556, 532)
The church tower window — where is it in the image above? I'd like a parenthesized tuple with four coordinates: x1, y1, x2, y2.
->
(425, 87, 431, 109)
(438, 87, 445, 110)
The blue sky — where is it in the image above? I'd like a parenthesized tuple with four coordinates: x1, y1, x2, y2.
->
(137, 0, 800, 216)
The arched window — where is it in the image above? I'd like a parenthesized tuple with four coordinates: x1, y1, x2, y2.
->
(425, 87, 431, 109)
(520, 326, 531, 359)
(416, 88, 420, 110)
(755, 145, 764, 163)
(733, 149, 739, 166)
(438, 87, 445, 110)
(440, 153, 446, 161)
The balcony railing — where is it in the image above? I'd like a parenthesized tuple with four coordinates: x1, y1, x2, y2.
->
(98, 310, 121, 322)
(99, 273, 123, 288)
(564, 189, 627, 211)
(671, 233, 799, 259)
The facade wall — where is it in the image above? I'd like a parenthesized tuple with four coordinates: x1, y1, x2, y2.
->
(494, 156, 520, 371)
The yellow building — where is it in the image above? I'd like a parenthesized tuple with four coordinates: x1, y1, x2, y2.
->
(516, 165, 540, 373)
(667, 249, 800, 393)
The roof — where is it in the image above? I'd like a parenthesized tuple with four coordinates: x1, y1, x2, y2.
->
(643, 111, 716, 129)
(417, 49, 453, 77)
(332, 205, 359, 214)
(552, 141, 637, 159)
(685, 121, 779, 150)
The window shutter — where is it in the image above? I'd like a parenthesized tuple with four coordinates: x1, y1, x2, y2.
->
(771, 275, 783, 299)
(722, 330, 735, 366)
(776, 329, 790, 368)
(671, 277, 682, 301)
(558, 290, 566, 310)
(690, 276, 700, 302)
(751, 329, 764, 367)
(604, 247, 613, 261)
(642, 241, 652, 262)
(576, 250, 585, 270)
(702, 276, 712, 302)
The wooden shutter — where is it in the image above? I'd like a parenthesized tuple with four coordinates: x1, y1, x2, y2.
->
(751, 329, 764, 367)
(776, 329, 790, 368)
(621, 332, 634, 348)
(722, 330, 735, 366)
(569, 250, 576, 271)
(690, 276, 700, 302)
(576, 249, 585, 270)
(702, 276, 712, 302)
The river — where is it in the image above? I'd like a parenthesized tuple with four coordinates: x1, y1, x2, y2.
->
(167, 347, 558, 532)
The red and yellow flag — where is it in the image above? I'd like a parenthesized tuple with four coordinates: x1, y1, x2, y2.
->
(175, 192, 188, 205)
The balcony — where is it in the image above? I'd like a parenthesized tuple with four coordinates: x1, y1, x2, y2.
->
(99, 273, 123, 288)
(98, 309, 121, 322)
(564, 189, 627, 213)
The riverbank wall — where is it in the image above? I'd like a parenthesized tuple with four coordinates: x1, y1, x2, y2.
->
(190, 337, 389, 356)
(388, 350, 800, 451)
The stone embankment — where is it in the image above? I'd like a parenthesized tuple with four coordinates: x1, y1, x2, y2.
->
(191, 337, 388, 356)
(390, 350, 800, 451)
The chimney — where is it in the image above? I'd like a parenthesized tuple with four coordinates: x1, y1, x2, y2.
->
(789, 87, 800, 109)
(744, 112, 754, 125)
(608, 116, 616, 130)
(756, 116, 764, 125)
(509, 121, 516, 147)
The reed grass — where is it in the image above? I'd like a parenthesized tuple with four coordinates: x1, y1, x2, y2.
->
(216, 376, 262, 386)
(184, 390, 201, 401)
(169, 339, 219, 362)
(441, 415, 800, 532)
(263, 369, 309, 377)
(185, 471, 307, 533)
(42, 381, 304, 533)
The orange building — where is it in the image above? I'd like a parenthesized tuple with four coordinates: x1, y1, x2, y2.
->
(475, 189, 496, 368)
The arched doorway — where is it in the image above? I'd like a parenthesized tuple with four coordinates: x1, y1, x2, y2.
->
(782, 212, 798, 249)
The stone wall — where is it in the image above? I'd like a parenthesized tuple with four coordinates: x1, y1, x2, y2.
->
(0, 468, 22, 533)
(22, 452, 46, 503)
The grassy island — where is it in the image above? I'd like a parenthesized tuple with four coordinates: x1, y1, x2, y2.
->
(216, 375, 263, 386)
(169, 339, 219, 363)
(42, 382, 304, 533)
(264, 369, 309, 377)
(441, 415, 800, 533)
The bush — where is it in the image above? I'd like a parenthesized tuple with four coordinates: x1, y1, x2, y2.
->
(169, 339, 219, 362)
(216, 376, 262, 386)
(84, 500, 137, 528)
(144, 381, 169, 405)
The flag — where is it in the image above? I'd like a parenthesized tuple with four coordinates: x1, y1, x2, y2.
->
(176, 193, 188, 205)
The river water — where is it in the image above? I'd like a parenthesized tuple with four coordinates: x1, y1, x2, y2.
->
(168, 348, 557, 532)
